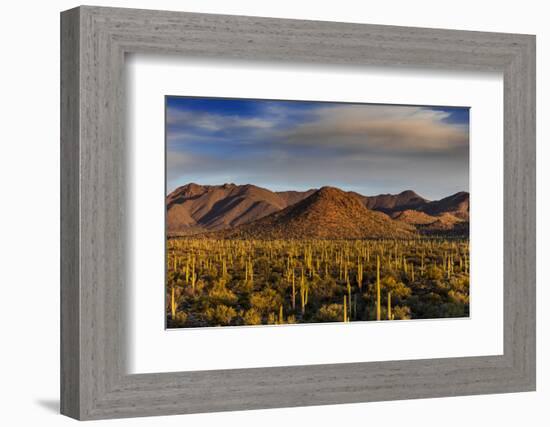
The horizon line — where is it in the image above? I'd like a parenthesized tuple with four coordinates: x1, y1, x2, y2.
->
(166, 182, 469, 201)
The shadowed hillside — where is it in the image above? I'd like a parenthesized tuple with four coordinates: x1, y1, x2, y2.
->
(419, 191, 470, 220)
(216, 187, 415, 239)
(360, 190, 428, 213)
(167, 183, 469, 238)
(166, 183, 314, 234)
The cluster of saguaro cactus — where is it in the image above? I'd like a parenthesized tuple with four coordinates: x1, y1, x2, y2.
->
(166, 237, 470, 327)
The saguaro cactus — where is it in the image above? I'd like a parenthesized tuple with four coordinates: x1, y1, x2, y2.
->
(387, 291, 392, 320)
(291, 269, 296, 310)
(171, 287, 176, 319)
(343, 295, 347, 323)
(300, 268, 308, 315)
(357, 260, 363, 290)
(376, 255, 381, 321)
(191, 256, 196, 287)
(347, 278, 352, 319)
(185, 259, 189, 283)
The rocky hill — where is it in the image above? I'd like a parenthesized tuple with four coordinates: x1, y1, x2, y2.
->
(215, 187, 415, 239)
(166, 183, 469, 238)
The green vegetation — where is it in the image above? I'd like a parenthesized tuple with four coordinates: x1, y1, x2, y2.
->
(166, 238, 469, 328)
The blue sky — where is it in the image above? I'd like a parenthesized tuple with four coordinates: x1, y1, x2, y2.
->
(166, 96, 469, 200)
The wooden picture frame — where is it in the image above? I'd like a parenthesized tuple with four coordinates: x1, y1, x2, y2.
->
(60, 5, 536, 420)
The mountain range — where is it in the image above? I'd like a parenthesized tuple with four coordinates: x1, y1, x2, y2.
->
(166, 183, 469, 239)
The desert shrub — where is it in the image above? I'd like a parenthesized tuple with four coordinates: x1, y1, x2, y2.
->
(381, 276, 412, 300)
(207, 280, 238, 305)
(204, 304, 236, 325)
(233, 277, 255, 294)
(316, 304, 344, 322)
(447, 289, 469, 305)
(242, 308, 262, 325)
(168, 311, 188, 327)
(392, 305, 411, 320)
(193, 278, 206, 294)
(310, 277, 340, 301)
(267, 312, 277, 325)
(250, 288, 283, 315)
(450, 276, 469, 293)
(286, 315, 297, 324)
(442, 302, 468, 317)
(426, 265, 444, 280)
(426, 292, 442, 304)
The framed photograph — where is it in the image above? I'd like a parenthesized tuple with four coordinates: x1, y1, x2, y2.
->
(61, 6, 536, 420)
(164, 96, 471, 329)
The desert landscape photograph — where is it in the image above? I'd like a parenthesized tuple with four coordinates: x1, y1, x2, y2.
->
(165, 96, 470, 328)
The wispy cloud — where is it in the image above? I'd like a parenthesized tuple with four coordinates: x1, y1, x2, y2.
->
(167, 107, 275, 131)
(280, 105, 468, 153)
(166, 97, 469, 199)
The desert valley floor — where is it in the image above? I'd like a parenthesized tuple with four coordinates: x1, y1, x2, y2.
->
(166, 183, 470, 328)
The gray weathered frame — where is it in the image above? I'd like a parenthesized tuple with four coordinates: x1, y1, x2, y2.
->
(60, 5, 536, 420)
